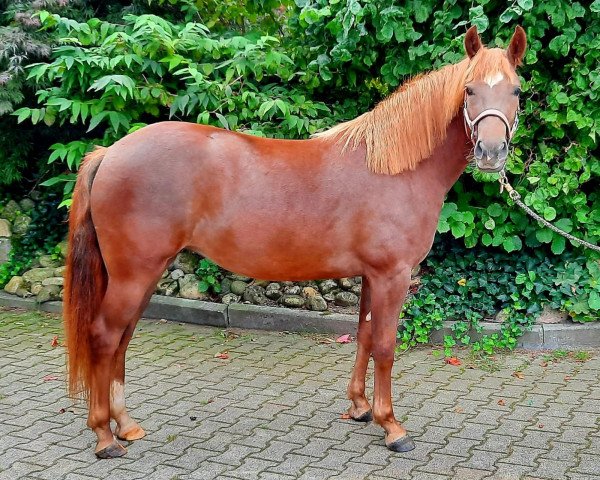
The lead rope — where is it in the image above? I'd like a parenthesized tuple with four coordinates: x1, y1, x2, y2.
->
(497, 170, 600, 253)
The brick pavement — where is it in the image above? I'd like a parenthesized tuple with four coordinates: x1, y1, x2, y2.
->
(0, 308, 599, 480)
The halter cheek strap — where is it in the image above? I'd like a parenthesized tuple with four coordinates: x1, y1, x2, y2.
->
(463, 99, 519, 144)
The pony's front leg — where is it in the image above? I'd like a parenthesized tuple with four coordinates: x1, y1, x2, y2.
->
(347, 276, 373, 421)
(369, 269, 415, 452)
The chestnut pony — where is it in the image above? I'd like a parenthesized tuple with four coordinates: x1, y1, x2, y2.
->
(64, 26, 526, 458)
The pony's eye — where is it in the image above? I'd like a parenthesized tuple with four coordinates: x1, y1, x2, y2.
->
(513, 87, 521, 96)
(465, 86, 474, 96)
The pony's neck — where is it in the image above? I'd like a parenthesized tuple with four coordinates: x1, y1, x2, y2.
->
(316, 58, 471, 175)
(422, 113, 472, 195)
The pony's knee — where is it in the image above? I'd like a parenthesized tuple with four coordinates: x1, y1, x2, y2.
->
(371, 342, 395, 365)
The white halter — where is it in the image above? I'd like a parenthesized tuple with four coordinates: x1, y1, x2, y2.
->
(463, 95, 519, 144)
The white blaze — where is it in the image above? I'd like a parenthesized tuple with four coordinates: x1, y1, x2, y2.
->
(484, 72, 505, 87)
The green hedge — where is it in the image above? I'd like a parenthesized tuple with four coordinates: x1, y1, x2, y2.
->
(4, 1, 599, 336)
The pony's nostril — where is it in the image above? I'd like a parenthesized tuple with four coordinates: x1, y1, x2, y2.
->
(499, 141, 507, 152)
(474, 140, 484, 160)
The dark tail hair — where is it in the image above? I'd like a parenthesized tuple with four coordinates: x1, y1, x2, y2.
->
(63, 147, 108, 398)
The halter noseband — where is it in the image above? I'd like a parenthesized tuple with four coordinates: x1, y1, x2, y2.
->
(463, 95, 519, 145)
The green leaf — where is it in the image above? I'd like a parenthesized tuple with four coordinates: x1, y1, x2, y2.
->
(517, 0, 533, 11)
(215, 113, 229, 130)
(487, 204, 503, 217)
(592, 0, 600, 12)
(451, 222, 466, 238)
(551, 235, 566, 255)
(258, 100, 275, 119)
(437, 218, 450, 233)
(503, 236, 522, 252)
(543, 206, 557, 221)
(13, 107, 31, 123)
(39, 174, 76, 187)
(515, 273, 527, 285)
(484, 219, 495, 230)
(553, 218, 573, 233)
(589, 291, 600, 310)
(87, 112, 107, 132)
(535, 229, 553, 243)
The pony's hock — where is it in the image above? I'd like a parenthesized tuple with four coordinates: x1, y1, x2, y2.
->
(61, 26, 527, 457)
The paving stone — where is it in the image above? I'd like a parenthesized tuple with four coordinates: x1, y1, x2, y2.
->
(452, 467, 491, 480)
(529, 458, 578, 480)
(572, 454, 600, 476)
(327, 462, 386, 480)
(460, 449, 504, 471)
(1, 309, 599, 480)
(417, 452, 464, 475)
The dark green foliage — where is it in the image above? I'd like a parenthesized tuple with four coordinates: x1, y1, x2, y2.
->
(1, 0, 598, 336)
(399, 237, 600, 355)
(290, 0, 599, 256)
(0, 193, 67, 285)
(196, 258, 223, 294)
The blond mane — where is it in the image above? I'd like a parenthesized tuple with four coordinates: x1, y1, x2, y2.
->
(314, 47, 516, 175)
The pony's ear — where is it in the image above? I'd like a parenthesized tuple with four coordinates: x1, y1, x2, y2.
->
(464, 26, 483, 59)
(507, 26, 527, 67)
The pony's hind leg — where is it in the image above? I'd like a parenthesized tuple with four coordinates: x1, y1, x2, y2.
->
(347, 276, 373, 421)
(110, 321, 146, 441)
(88, 268, 163, 458)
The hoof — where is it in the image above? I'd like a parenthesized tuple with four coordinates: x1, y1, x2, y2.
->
(95, 439, 127, 459)
(386, 434, 416, 453)
(351, 410, 373, 422)
(116, 424, 146, 441)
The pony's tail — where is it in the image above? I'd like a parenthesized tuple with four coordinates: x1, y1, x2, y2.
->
(63, 147, 108, 399)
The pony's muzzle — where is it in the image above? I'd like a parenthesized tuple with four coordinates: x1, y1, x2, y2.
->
(474, 139, 508, 172)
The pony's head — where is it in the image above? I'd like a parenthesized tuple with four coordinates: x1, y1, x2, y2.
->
(463, 26, 527, 172)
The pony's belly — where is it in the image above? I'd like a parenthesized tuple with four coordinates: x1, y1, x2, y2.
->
(187, 236, 362, 282)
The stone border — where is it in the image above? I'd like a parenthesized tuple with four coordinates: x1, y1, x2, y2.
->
(1, 291, 599, 349)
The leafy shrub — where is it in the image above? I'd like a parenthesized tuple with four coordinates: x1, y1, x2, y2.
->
(399, 237, 600, 355)
(196, 258, 223, 294)
(289, 0, 599, 256)
(13, 11, 332, 204)
(0, 193, 67, 286)
(5, 0, 599, 338)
